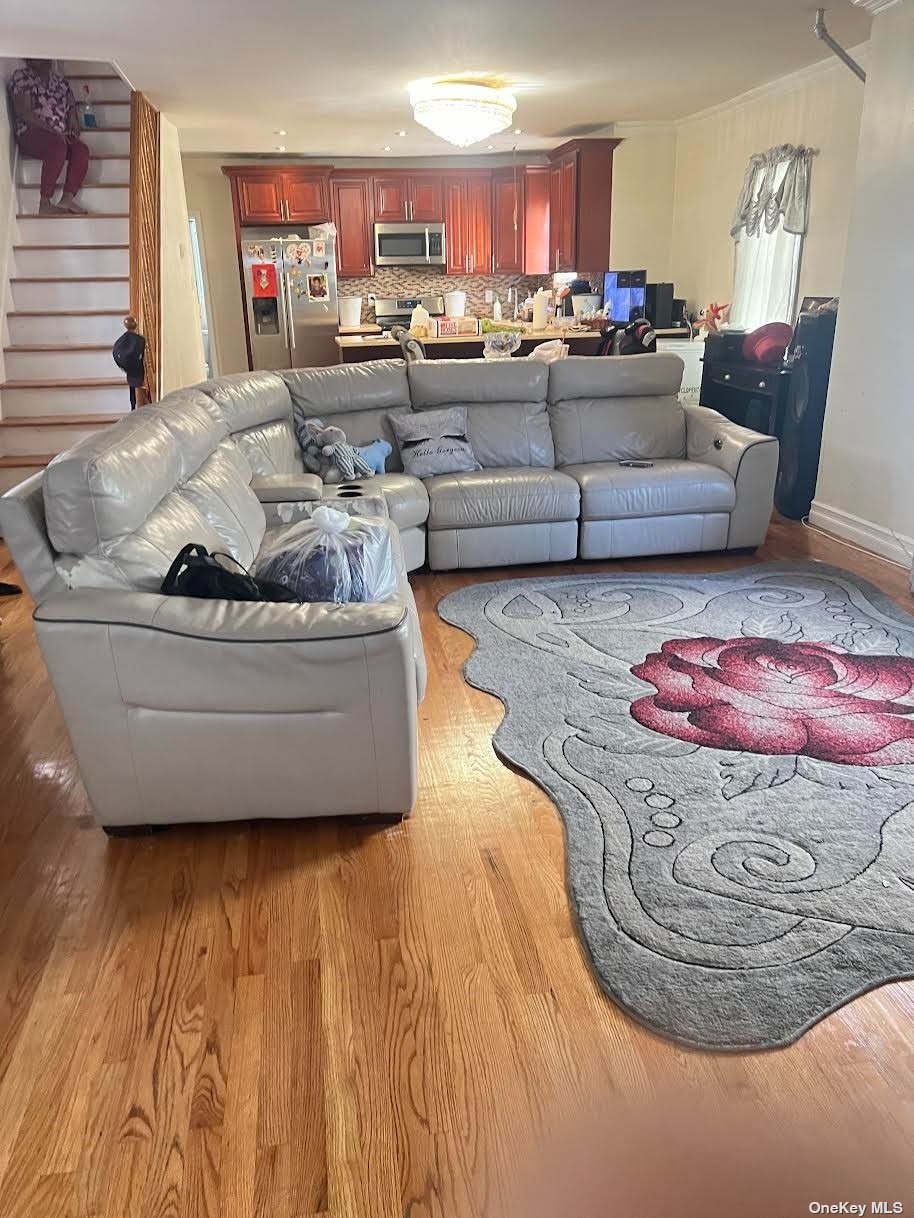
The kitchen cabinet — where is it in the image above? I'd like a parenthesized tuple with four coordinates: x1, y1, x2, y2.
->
(546, 139, 619, 273)
(225, 167, 332, 225)
(445, 173, 492, 275)
(493, 166, 550, 275)
(373, 174, 444, 222)
(331, 175, 373, 277)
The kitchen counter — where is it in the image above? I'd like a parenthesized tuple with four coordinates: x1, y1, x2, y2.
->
(338, 323, 382, 335)
(335, 327, 604, 362)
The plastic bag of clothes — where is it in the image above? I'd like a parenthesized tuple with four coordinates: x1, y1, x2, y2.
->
(254, 505, 397, 603)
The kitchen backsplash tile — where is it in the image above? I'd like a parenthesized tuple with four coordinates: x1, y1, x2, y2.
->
(336, 267, 554, 323)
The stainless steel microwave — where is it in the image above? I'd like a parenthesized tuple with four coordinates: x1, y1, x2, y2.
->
(374, 222, 446, 267)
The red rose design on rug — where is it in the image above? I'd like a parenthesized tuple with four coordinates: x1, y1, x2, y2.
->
(630, 637, 914, 766)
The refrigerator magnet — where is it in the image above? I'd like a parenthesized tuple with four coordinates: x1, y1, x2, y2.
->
(312, 239, 326, 257)
(251, 263, 278, 298)
(247, 244, 265, 260)
(307, 273, 329, 301)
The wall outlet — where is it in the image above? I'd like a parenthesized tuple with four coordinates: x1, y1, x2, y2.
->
(484, 289, 494, 304)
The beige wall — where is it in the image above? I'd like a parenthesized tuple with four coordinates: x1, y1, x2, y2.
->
(159, 117, 206, 393)
(610, 128, 677, 281)
(812, 4, 914, 562)
(669, 59, 865, 314)
(181, 155, 249, 374)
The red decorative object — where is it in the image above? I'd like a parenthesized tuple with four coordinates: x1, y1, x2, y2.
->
(742, 322, 794, 365)
(630, 637, 914, 765)
(251, 263, 277, 298)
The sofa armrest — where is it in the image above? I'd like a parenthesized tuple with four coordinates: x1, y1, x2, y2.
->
(34, 588, 406, 642)
(32, 590, 418, 826)
(251, 473, 323, 503)
(683, 404, 779, 549)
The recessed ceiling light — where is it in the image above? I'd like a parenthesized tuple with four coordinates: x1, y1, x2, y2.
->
(275, 129, 287, 136)
(275, 145, 286, 151)
(487, 144, 494, 150)
(397, 129, 407, 137)
(514, 127, 522, 134)
(383, 144, 391, 151)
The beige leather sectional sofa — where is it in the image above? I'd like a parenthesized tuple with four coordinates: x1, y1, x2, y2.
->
(0, 353, 778, 831)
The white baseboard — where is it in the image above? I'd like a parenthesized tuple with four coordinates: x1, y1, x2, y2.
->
(808, 499, 914, 567)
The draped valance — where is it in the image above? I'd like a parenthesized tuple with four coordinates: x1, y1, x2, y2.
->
(730, 144, 817, 239)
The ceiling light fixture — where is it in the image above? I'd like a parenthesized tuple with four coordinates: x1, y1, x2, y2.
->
(275, 145, 286, 151)
(397, 129, 407, 137)
(275, 129, 287, 136)
(409, 79, 517, 148)
(383, 144, 391, 151)
(514, 127, 522, 134)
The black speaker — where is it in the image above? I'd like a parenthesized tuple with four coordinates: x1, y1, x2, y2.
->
(645, 282, 674, 329)
(774, 310, 838, 520)
(672, 298, 686, 326)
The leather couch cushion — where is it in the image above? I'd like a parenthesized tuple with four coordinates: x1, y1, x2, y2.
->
(565, 459, 736, 521)
(425, 467, 580, 531)
(407, 359, 554, 469)
(234, 418, 301, 477)
(547, 353, 687, 467)
(547, 353, 684, 404)
(367, 474, 429, 529)
(197, 372, 292, 432)
(44, 397, 224, 555)
(177, 441, 266, 569)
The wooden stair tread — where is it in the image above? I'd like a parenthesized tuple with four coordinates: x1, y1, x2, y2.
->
(19, 182, 126, 189)
(2, 377, 123, 388)
(0, 454, 56, 468)
(68, 73, 122, 79)
(4, 343, 113, 352)
(0, 413, 124, 427)
(14, 244, 129, 251)
(11, 275, 128, 282)
(9, 309, 127, 317)
(16, 213, 129, 220)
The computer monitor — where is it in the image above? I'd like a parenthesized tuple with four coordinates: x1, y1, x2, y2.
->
(603, 270, 647, 323)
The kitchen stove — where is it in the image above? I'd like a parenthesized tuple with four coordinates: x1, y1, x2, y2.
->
(371, 295, 444, 330)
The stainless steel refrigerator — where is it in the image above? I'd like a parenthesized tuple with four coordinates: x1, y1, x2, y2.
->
(241, 229, 339, 370)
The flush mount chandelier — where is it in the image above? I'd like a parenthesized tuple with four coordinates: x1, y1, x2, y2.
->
(409, 80, 517, 148)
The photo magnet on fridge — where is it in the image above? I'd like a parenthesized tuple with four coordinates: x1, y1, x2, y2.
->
(307, 273, 329, 301)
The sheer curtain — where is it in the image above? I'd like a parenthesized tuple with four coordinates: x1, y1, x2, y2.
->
(729, 145, 815, 331)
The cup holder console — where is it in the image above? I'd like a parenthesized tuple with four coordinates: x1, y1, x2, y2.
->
(337, 490, 362, 498)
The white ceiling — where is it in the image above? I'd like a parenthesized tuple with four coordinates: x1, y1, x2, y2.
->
(1, 0, 871, 157)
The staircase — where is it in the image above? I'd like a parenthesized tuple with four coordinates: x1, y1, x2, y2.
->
(0, 60, 132, 494)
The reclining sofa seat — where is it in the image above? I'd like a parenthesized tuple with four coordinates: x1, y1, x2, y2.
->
(0, 387, 426, 830)
(406, 359, 581, 571)
(548, 355, 780, 561)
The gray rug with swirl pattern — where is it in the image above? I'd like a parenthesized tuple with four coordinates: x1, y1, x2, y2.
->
(438, 562, 914, 1050)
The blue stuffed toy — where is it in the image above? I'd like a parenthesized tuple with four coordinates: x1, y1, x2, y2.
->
(355, 438, 392, 475)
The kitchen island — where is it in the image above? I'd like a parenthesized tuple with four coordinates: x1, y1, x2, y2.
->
(335, 327, 603, 363)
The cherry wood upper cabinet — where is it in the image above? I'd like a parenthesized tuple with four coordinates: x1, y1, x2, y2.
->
(446, 173, 492, 275)
(234, 173, 285, 224)
(283, 172, 330, 222)
(493, 166, 551, 275)
(224, 166, 332, 225)
(547, 139, 620, 273)
(374, 174, 444, 222)
(493, 170, 523, 274)
(331, 175, 373, 277)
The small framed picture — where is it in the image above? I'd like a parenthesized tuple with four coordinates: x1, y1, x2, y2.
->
(307, 272, 329, 301)
(312, 239, 326, 257)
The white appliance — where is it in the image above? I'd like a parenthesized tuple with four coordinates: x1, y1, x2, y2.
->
(374, 222, 446, 267)
(241, 228, 339, 369)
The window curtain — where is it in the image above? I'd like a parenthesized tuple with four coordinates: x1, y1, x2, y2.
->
(729, 144, 816, 331)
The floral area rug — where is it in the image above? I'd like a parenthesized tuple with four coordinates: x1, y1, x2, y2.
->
(438, 563, 914, 1050)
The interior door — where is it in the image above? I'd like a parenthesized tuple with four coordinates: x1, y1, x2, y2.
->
(283, 174, 329, 222)
(409, 176, 443, 221)
(374, 176, 409, 221)
(237, 174, 284, 224)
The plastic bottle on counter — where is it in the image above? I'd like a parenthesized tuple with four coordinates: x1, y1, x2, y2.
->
(409, 302, 430, 337)
(492, 295, 502, 322)
(532, 288, 550, 331)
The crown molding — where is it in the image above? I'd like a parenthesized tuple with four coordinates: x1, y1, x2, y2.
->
(676, 41, 870, 127)
(851, 0, 898, 13)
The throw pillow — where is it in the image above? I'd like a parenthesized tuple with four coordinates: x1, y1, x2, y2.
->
(389, 407, 481, 479)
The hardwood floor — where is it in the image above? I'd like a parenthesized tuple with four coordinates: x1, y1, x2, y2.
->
(0, 519, 912, 1218)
